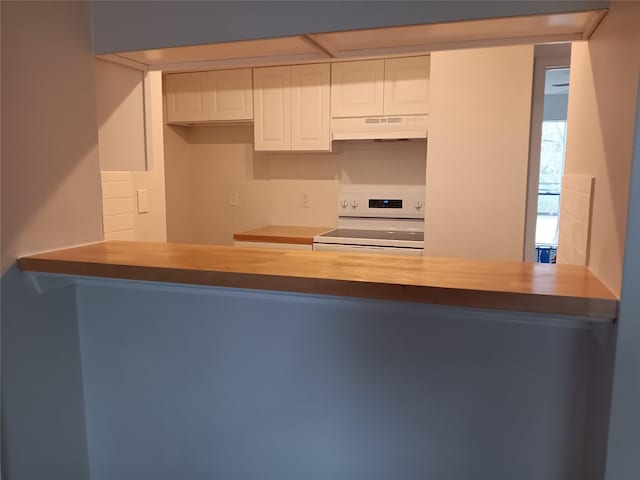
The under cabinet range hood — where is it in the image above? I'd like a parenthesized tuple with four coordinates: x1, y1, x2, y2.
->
(331, 115, 428, 141)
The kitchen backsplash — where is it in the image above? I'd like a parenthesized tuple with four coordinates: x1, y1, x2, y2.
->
(165, 124, 427, 245)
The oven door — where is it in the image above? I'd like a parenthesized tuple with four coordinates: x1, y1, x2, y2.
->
(313, 243, 423, 256)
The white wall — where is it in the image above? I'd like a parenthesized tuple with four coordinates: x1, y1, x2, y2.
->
(95, 58, 146, 171)
(1, 4, 103, 272)
(76, 278, 610, 480)
(99, 71, 167, 242)
(179, 126, 271, 246)
(559, 1, 640, 296)
(1, 2, 102, 478)
(164, 125, 427, 245)
(163, 124, 194, 243)
(424, 45, 534, 261)
(605, 77, 640, 480)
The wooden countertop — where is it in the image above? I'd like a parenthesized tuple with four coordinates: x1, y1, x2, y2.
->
(233, 225, 333, 245)
(18, 241, 618, 320)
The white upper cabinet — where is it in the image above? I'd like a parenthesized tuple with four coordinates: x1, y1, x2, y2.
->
(254, 64, 330, 151)
(165, 72, 208, 123)
(206, 69, 253, 121)
(331, 56, 430, 118)
(384, 56, 430, 115)
(165, 68, 253, 123)
(165, 55, 427, 131)
(291, 64, 330, 151)
(331, 60, 384, 118)
(253, 66, 292, 151)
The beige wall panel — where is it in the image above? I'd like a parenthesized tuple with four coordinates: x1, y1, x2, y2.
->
(424, 45, 534, 261)
(2, 1, 103, 272)
(95, 58, 146, 171)
(560, 2, 640, 295)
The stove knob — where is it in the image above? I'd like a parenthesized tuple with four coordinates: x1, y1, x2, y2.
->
(414, 201, 423, 210)
(341, 199, 348, 208)
(351, 200, 359, 208)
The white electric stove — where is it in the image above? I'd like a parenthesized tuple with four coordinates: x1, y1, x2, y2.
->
(313, 185, 425, 256)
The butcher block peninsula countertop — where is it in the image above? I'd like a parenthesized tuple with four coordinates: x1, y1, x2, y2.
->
(233, 225, 332, 244)
(18, 241, 618, 320)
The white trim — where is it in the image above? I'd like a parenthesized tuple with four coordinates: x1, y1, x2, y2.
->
(150, 52, 328, 73)
(300, 34, 335, 58)
(96, 53, 148, 71)
(582, 8, 608, 39)
(329, 33, 583, 60)
(139, 35, 584, 74)
(142, 72, 154, 171)
(153, 52, 435, 74)
(127, 29, 586, 74)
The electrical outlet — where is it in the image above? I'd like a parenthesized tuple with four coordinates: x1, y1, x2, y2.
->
(229, 190, 240, 207)
(302, 193, 310, 208)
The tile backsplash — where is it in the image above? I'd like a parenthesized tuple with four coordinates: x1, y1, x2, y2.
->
(101, 171, 136, 241)
(557, 174, 594, 266)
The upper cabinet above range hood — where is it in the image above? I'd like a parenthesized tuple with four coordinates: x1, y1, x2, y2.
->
(330, 56, 430, 141)
(331, 115, 428, 141)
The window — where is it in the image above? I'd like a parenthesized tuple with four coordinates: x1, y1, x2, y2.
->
(535, 119, 567, 246)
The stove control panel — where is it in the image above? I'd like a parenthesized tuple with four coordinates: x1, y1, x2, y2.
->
(338, 185, 425, 219)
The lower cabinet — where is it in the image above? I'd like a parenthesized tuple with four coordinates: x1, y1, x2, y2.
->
(234, 241, 313, 251)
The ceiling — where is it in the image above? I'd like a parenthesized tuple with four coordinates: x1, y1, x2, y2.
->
(100, 9, 607, 72)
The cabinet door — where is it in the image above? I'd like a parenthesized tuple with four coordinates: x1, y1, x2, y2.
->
(253, 66, 291, 151)
(291, 64, 330, 151)
(331, 60, 384, 117)
(234, 241, 312, 251)
(207, 68, 253, 121)
(165, 72, 208, 123)
(383, 56, 430, 115)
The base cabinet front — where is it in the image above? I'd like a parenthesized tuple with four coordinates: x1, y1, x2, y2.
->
(234, 241, 313, 251)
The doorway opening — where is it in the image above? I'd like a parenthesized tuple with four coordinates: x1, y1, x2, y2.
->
(524, 44, 571, 263)
(535, 68, 569, 262)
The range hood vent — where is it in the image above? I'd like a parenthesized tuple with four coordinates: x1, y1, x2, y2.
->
(331, 115, 428, 141)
